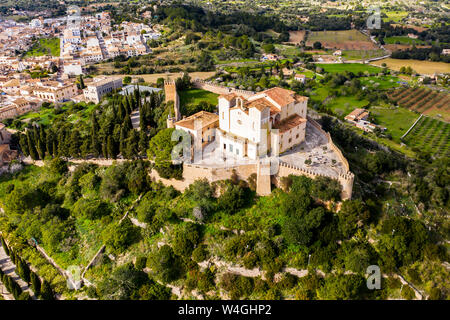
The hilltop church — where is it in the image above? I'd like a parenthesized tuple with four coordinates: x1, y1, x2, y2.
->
(174, 87, 309, 160)
(217, 87, 308, 159)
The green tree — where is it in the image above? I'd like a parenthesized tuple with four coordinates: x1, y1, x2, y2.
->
(317, 274, 366, 300)
(172, 223, 201, 257)
(148, 245, 181, 283)
(338, 200, 370, 239)
(31, 272, 41, 296)
(40, 280, 54, 300)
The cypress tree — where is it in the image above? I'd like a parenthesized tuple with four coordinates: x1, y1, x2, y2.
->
(26, 130, 39, 160)
(40, 280, 54, 300)
(138, 131, 148, 155)
(69, 130, 81, 158)
(31, 272, 41, 296)
(102, 141, 108, 159)
(139, 103, 146, 131)
(119, 126, 128, 156)
(17, 259, 31, 283)
(18, 291, 32, 300)
(91, 114, 101, 157)
(107, 136, 117, 160)
(46, 130, 54, 156)
(123, 114, 132, 132)
(118, 101, 125, 122)
(19, 134, 29, 156)
(37, 138, 46, 159)
(79, 75, 85, 89)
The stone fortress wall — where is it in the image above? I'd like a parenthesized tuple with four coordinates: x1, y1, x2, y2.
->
(193, 79, 255, 99)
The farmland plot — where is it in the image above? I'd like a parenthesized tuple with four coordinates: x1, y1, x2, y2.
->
(306, 29, 378, 50)
(403, 116, 450, 158)
(388, 88, 450, 122)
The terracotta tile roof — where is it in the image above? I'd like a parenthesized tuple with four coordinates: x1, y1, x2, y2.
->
(3, 79, 20, 87)
(175, 111, 219, 130)
(262, 87, 297, 107)
(273, 114, 307, 133)
(0, 144, 18, 163)
(218, 93, 236, 101)
(345, 108, 369, 121)
(244, 97, 272, 112)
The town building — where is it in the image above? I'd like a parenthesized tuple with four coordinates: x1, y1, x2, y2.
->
(33, 81, 78, 103)
(294, 74, 306, 83)
(83, 76, 123, 103)
(344, 108, 381, 132)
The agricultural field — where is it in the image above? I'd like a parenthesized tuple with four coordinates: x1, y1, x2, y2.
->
(391, 24, 428, 33)
(372, 58, 450, 75)
(273, 44, 301, 58)
(306, 29, 378, 50)
(341, 49, 386, 61)
(384, 44, 432, 52)
(382, 11, 409, 22)
(388, 87, 450, 122)
(315, 63, 382, 74)
(370, 106, 420, 141)
(359, 75, 403, 90)
(384, 36, 428, 45)
(24, 37, 60, 57)
(286, 30, 306, 44)
(309, 85, 369, 117)
(402, 116, 450, 158)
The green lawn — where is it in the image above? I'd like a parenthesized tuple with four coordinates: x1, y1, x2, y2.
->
(370, 106, 420, 141)
(179, 89, 219, 107)
(25, 37, 60, 57)
(316, 63, 382, 74)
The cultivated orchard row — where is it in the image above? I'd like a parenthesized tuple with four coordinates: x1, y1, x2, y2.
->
(403, 116, 450, 158)
(388, 87, 450, 118)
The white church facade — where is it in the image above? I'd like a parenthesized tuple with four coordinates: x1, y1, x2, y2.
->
(217, 87, 308, 160)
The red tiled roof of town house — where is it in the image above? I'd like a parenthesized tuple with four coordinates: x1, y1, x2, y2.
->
(345, 108, 369, 121)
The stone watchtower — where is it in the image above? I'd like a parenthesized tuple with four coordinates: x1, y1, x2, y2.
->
(164, 80, 180, 128)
